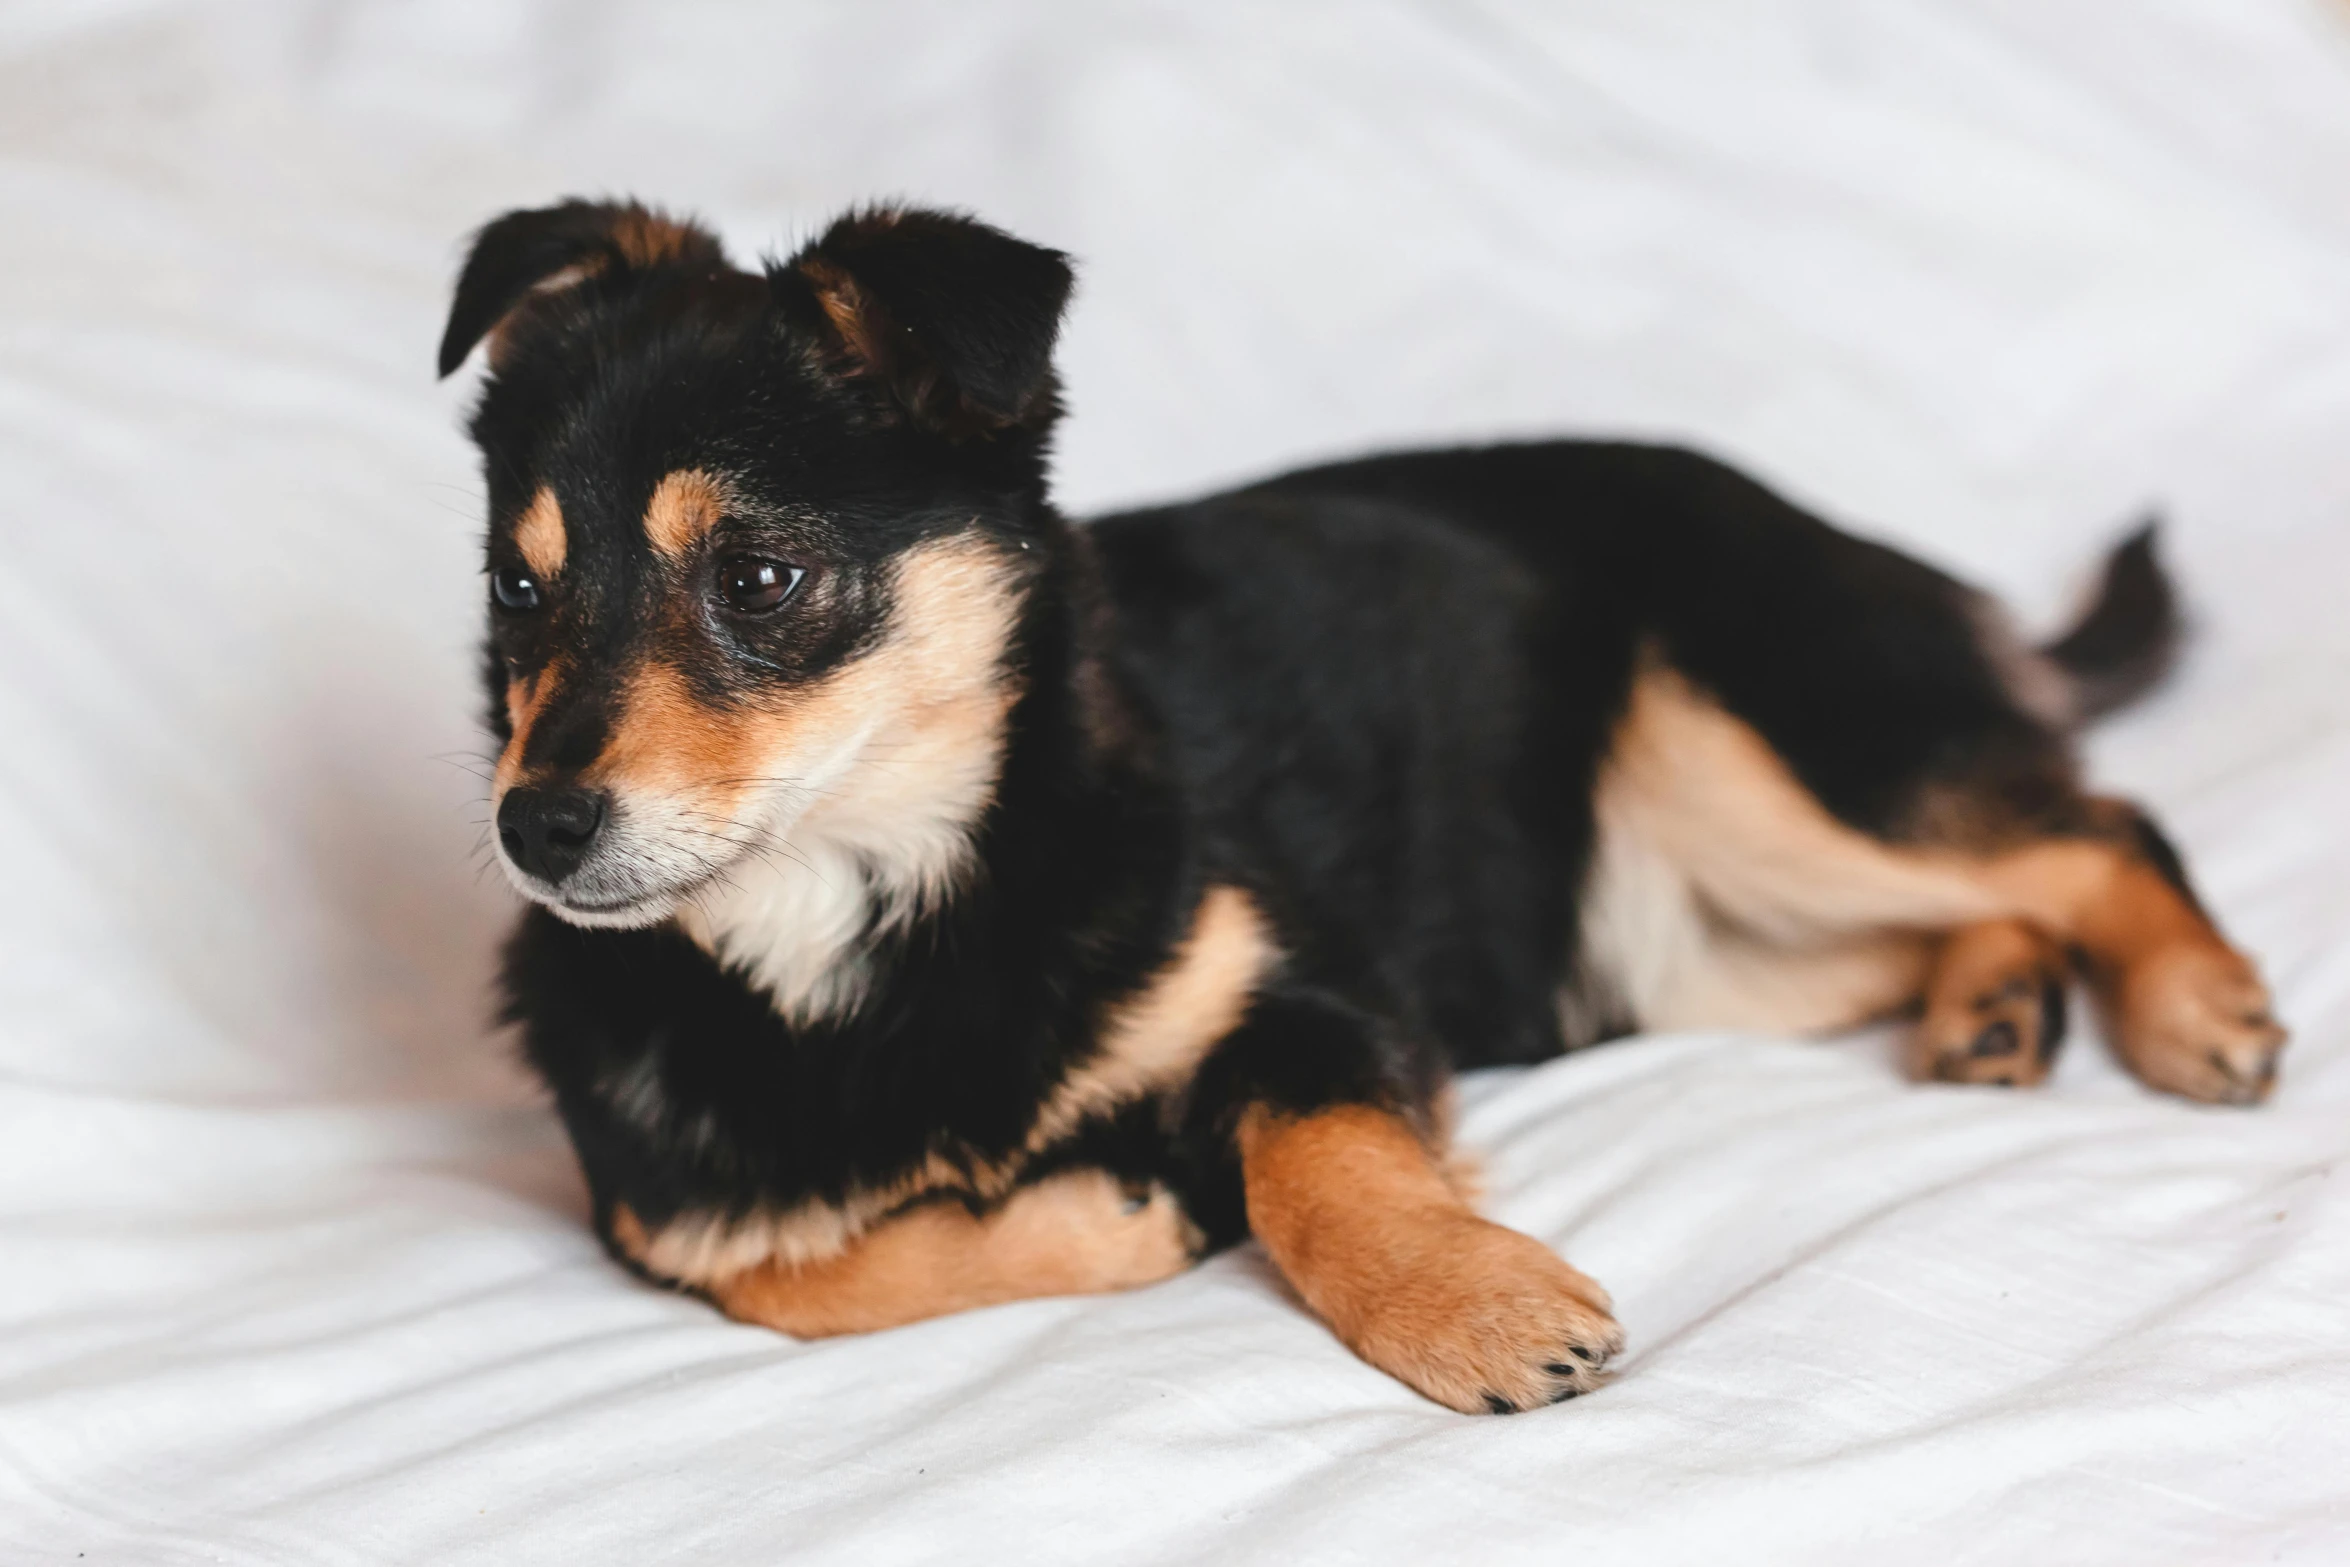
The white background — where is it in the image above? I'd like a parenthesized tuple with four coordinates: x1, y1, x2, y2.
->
(2, 2, 2347, 1561)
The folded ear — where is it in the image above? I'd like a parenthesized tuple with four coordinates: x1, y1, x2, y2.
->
(438, 199, 726, 377)
(781, 207, 1074, 437)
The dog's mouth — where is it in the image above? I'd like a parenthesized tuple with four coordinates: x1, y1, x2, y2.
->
(494, 793, 766, 930)
(500, 865, 695, 930)
(537, 886, 684, 927)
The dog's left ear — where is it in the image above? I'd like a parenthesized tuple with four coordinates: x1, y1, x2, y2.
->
(781, 207, 1074, 437)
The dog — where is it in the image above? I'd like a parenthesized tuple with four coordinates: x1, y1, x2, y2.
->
(440, 199, 2287, 1414)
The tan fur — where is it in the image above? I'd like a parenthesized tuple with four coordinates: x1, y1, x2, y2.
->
(641, 469, 726, 559)
(600, 885, 1271, 1289)
(1025, 885, 1278, 1152)
(611, 1153, 970, 1281)
(602, 534, 1017, 807)
(494, 655, 567, 791)
(591, 657, 746, 796)
(607, 208, 706, 270)
(1594, 666, 2007, 948)
(513, 485, 567, 579)
(1912, 918, 2067, 1087)
(1650, 926, 1932, 1036)
(796, 256, 888, 378)
(1578, 666, 1984, 1037)
(662, 535, 1027, 1022)
(619, 1170, 1197, 1338)
(1238, 1104, 1622, 1412)
(1977, 846, 2286, 1101)
(1584, 662, 2284, 1100)
(489, 530, 1024, 961)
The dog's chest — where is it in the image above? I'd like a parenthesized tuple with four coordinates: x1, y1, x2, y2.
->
(672, 836, 892, 1030)
(560, 881, 1278, 1289)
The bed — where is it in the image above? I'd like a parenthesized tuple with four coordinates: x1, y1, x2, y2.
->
(3, 2, 2347, 1560)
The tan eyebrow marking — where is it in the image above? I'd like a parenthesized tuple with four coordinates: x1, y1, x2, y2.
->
(644, 469, 727, 558)
(514, 486, 567, 579)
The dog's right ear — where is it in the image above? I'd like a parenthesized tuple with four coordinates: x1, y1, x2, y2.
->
(437, 199, 726, 378)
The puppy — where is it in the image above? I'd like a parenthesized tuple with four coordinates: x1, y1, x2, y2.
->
(441, 200, 2286, 1414)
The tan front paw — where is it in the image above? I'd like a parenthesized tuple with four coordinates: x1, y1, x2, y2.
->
(2112, 944, 2287, 1105)
(1336, 1213, 1624, 1415)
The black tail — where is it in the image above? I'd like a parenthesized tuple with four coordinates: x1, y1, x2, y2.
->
(2040, 520, 2182, 723)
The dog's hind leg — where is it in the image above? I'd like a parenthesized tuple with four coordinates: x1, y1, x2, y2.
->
(1981, 804, 2285, 1104)
(1587, 667, 2286, 1102)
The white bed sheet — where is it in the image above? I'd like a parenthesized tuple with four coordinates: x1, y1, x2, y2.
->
(3, 2, 2349, 1561)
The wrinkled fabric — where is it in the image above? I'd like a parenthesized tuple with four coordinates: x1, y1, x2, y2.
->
(2, 3, 2347, 1562)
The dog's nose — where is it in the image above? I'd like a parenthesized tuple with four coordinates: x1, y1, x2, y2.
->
(497, 786, 609, 886)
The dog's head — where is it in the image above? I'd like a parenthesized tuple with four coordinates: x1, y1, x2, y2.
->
(442, 200, 1073, 930)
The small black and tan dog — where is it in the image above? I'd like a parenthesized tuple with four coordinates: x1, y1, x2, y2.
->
(441, 200, 2286, 1413)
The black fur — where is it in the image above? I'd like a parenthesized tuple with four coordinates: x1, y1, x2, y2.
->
(446, 199, 2185, 1292)
(2042, 521, 2180, 720)
(438, 198, 727, 379)
(774, 206, 1074, 432)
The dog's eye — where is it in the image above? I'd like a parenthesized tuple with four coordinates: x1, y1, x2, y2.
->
(718, 556, 805, 613)
(490, 566, 542, 612)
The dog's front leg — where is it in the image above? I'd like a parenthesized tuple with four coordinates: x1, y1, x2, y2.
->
(1216, 992, 1623, 1413)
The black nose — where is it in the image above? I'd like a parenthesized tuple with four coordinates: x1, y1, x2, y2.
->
(497, 786, 608, 886)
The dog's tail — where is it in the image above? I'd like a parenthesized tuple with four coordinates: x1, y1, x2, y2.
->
(2040, 520, 2182, 724)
